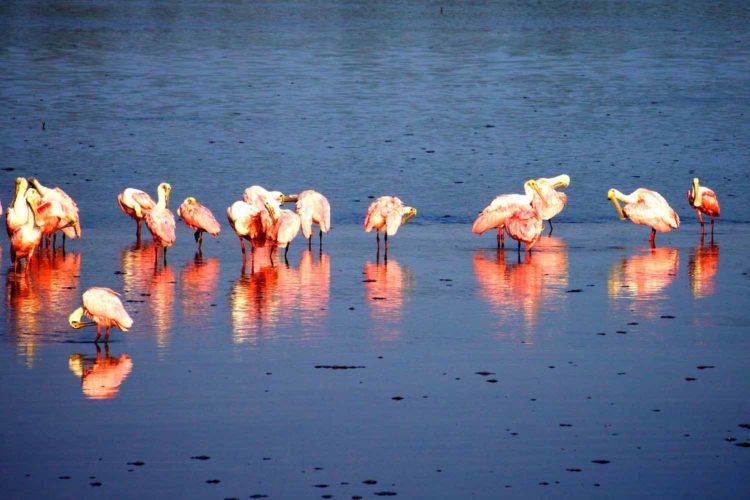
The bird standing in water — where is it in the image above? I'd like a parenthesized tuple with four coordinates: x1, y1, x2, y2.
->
(69, 287, 134, 343)
(28, 177, 81, 247)
(364, 196, 417, 257)
(472, 180, 544, 248)
(530, 174, 569, 235)
(177, 197, 221, 254)
(144, 183, 176, 264)
(505, 207, 544, 255)
(687, 177, 720, 236)
(117, 187, 157, 244)
(608, 187, 680, 246)
(284, 190, 331, 249)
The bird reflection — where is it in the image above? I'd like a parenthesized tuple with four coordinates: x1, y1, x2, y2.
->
(473, 236, 568, 337)
(688, 238, 719, 299)
(608, 247, 679, 318)
(364, 259, 414, 341)
(120, 243, 174, 349)
(5, 249, 81, 366)
(68, 344, 133, 400)
(180, 254, 220, 324)
(229, 247, 330, 344)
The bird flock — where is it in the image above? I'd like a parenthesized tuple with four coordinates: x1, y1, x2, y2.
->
(1, 174, 719, 343)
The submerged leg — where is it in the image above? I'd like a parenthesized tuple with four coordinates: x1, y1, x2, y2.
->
(104, 327, 111, 343)
(711, 217, 715, 237)
(95, 324, 102, 343)
(308, 235, 312, 250)
(548, 219, 554, 236)
(649, 229, 656, 248)
(319, 228, 323, 249)
(697, 210, 705, 233)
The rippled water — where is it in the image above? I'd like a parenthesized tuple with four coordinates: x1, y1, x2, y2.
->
(1, 1, 750, 498)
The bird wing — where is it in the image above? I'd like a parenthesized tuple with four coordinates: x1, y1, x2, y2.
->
(83, 288, 134, 331)
(625, 190, 680, 232)
(181, 203, 221, 236)
(146, 209, 176, 245)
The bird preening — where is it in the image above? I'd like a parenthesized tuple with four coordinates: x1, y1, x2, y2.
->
(69, 287, 134, 343)
(608, 187, 680, 247)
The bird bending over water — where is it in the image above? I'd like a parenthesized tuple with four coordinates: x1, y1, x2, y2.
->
(505, 207, 544, 254)
(69, 287, 133, 343)
(28, 177, 81, 247)
(473, 180, 543, 248)
(608, 187, 679, 246)
(283, 190, 331, 249)
(686, 177, 720, 236)
(364, 196, 417, 257)
(177, 197, 221, 253)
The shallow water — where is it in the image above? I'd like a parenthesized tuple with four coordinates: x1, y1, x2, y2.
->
(2, 1, 750, 498)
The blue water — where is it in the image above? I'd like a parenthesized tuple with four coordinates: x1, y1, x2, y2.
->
(1, 2, 750, 498)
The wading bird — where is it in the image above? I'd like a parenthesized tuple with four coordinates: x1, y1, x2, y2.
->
(69, 287, 133, 343)
(363, 196, 417, 256)
(144, 183, 176, 263)
(284, 190, 330, 249)
(117, 187, 157, 243)
(227, 200, 263, 257)
(6, 178, 30, 237)
(176, 197, 221, 253)
(686, 177, 720, 235)
(28, 177, 81, 246)
(265, 201, 301, 260)
(608, 187, 680, 246)
(530, 174, 570, 235)
(472, 180, 543, 248)
(505, 207, 544, 254)
(9, 188, 42, 271)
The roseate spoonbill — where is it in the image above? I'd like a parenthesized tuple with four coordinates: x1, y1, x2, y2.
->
(363, 196, 417, 255)
(686, 177, 720, 235)
(243, 185, 284, 238)
(608, 187, 680, 246)
(176, 197, 221, 252)
(117, 187, 156, 243)
(69, 287, 133, 343)
(28, 177, 81, 246)
(144, 182, 176, 263)
(472, 180, 543, 248)
(32, 195, 77, 247)
(227, 200, 263, 257)
(282, 190, 331, 249)
(265, 201, 301, 260)
(9, 188, 42, 271)
(530, 174, 570, 235)
(6, 178, 30, 237)
(505, 207, 544, 254)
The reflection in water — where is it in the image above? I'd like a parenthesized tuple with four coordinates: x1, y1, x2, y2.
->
(120, 243, 174, 349)
(608, 247, 679, 318)
(68, 344, 133, 400)
(364, 259, 414, 341)
(5, 249, 81, 366)
(180, 255, 220, 324)
(688, 239, 719, 299)
(473, 237, 568, 337)
(229, 248, 330, 344)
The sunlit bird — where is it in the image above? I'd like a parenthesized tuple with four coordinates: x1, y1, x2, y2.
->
(68, 287, 134, 343)
(6, 178, 30, 237)
(608, 187, 680, 246)
(29, 177, 81, 246)
(144, 182, 176, 263)
(505, 207, 544, 253)
(472, 180, 543, 248)
(530, 174, 570, 235)
(9, 187, 42, 271)
(243, 185, 284, 242)
(176, 197, 221, 253)
(284, 190, 331, 249)
(227, 200, 263, 257)
(265, 201, 301, 260)
(117, 187, 157, 243)
(686, 177, 720, 236)
(363, 196, 417, 256)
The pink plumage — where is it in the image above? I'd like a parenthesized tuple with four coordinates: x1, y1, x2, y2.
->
(687, 179, 720, 232)
(364, 196, 408, 236)
(29, 177, 81, 239)
(144, 183, 176, 250)
(269, 209, 301, 248)
(622, 189, 680, 233)
(118, 188, 156, 220)
(472, 193, 530, 235)
(177, 198, 221, 236)
(82, 287, 134, 332)
(505, 208, 544, 252)
(296, 190, 331, 239)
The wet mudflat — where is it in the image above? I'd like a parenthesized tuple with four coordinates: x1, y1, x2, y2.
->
(0, 222, 749, 499)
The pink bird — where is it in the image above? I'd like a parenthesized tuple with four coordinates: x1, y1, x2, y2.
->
(686, 177, 720, 236)
(472, 180, 543, 248)
(144, 182, 176, 263)
(505, 207, 544, 254)
(364, 196, 417, 256)
(243, 185, 284, 241)
(33, 196, 77, 247)
(28, 177, 81, 246)
(530, 174, 570, 235)
(227, 200, 263, 257)
(68, 287, 134, 343)
(265, 202, 301, 260)
(6, 178, 30, 237)
(290, 190, 331, 249)
(117, 187, 157, 243)
(608, 187, 680, 246)
(9, 188, 42, 271)
(176, 197, 221, 253)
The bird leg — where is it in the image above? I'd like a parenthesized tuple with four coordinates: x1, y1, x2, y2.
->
(696, 210, 705, 232)
(95, 325, 102, 344)
(284, 243, 290, 262)
(319, 228, 323, 249)
(496, 227, 505, 249)
(711, 217, 715, 237)
(649, 229, 656, 248)
(136, 219, 142, 243)
(239, 236, 247, 257)
(376, 230, 380, 252)
(308, 235, 312, 250)
(548, 219, 554, 236)
(62, 233, 66, 251)
(163, 246, 168, 265)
